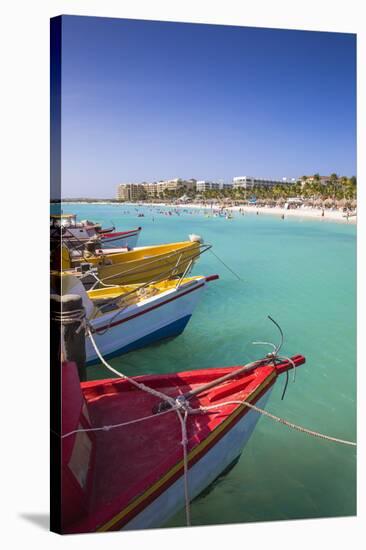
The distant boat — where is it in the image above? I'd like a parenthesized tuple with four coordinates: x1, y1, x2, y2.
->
(60, 353, 306, 532)
(53, 272, 218, 364)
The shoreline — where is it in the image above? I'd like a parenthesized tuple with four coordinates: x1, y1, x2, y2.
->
(61, 201, 356, 224)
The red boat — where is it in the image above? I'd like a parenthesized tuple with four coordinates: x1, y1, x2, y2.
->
(96, 227, 142, 249)
(61, 353, 305, 533)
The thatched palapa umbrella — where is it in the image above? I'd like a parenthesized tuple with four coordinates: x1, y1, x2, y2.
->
(265, 199, 275, 206)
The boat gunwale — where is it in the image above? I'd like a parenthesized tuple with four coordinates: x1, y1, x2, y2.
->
(88, 277, 206, 331)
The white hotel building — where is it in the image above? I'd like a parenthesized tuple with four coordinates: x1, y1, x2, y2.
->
(233, 176, 295, 189)
(196, 180, 221, 192)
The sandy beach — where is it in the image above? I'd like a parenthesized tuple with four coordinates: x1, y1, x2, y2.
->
(61, 200, 356, 224)
(229, 204, 356, 223)
(116, 201, 357, 224)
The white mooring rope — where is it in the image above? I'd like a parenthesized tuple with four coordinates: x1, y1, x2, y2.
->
(87, 328, 193, 526)
(199, 401, 356, 447)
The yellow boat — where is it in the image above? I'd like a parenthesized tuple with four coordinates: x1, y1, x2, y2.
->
(62, 237, 208, 286)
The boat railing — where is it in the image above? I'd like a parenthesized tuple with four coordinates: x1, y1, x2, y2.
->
(175, 259, 194, 289)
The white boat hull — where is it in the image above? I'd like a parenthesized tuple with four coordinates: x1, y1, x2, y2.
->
(123, 389, 273, 530)
(86, 278, 206, 364)
(100, 229, 141, 249)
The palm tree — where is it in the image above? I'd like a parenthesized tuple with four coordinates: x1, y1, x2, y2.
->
(339, 176, 349, 199)
(329, 173, 338, 201)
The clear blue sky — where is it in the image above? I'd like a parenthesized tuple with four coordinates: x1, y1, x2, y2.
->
(59, 16, 356, 198)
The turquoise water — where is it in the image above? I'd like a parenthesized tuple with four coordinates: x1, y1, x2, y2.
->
(58, 202, 356, 526)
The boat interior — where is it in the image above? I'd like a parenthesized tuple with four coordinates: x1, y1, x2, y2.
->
(88, 276, 202, 314)
(51, 273, 203, 318)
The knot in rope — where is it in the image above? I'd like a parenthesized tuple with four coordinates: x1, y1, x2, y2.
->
(175, 395, 190, 411)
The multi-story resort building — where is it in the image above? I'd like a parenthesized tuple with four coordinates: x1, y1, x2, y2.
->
(300, 175, 332, 187)
(156, 178, 197, 194)
(143, 183, 158, 196)
(232, 176, 293, 189)
(196, 180, 221, 192)
(116, 183, 145, 201)
(117, 175, 302, 201)
(117, 178, 197, 200)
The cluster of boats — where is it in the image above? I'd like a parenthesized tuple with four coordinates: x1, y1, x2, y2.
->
(51, 213, 213, 361)
(51, 212, 305, 533)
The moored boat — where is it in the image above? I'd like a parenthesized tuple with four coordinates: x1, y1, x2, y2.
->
(60, 353, 306, 532)
(98, 227, 141, 249)
(50, 213, 142, 249)
(50, 213, 110, 240)
(52, 271, 218, 364)
(63, 236, 207, 287)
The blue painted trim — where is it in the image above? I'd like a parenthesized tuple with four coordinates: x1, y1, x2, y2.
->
(86, 314, 192, 366)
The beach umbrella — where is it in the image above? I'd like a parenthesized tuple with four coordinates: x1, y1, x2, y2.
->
(337, 198, 347, 208)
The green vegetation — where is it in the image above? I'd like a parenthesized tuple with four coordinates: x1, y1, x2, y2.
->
(124, 174, 357, 205)
(55, 173, 357, 205)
